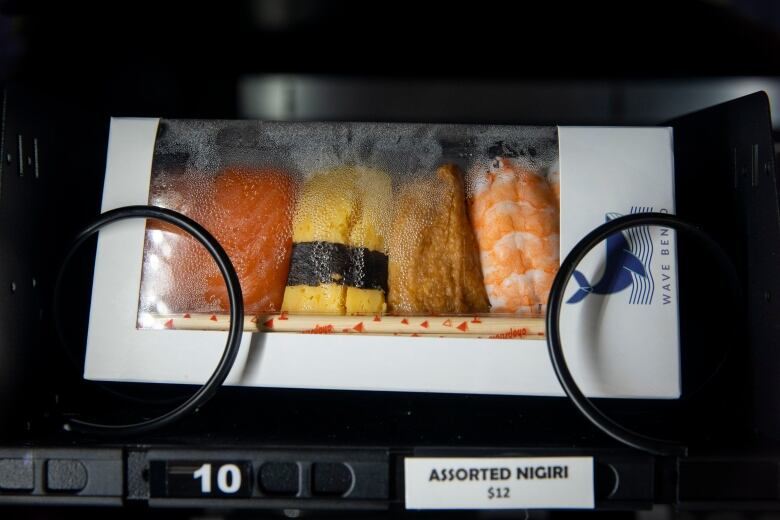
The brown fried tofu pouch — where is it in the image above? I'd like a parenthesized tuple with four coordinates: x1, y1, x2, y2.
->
(388, 164, 489, 314)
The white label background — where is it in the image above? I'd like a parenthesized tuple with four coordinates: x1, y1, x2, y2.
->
(405, 457, 595, 510)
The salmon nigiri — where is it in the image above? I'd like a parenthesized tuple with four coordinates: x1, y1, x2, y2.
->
(142, 167, 295, 315)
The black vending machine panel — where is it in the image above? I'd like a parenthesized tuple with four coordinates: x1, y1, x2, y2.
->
(0, 86, 778, 513)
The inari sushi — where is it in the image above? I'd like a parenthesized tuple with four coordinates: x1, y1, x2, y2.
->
(281, 167, 392, 314)
(468, 157, 559, 314)
(142, 166, 295, 315)
(388, 164, 489, 314)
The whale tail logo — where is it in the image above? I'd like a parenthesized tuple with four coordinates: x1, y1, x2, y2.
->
(567, 271, 595, 304)
(566, 208, 655, 305)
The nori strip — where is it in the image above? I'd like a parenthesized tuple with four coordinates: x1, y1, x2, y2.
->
(287, 241, 388, 292)
(346, 245, 389, 293)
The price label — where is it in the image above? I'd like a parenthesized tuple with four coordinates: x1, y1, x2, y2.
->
(405, 456, 594, 510)
(487, 486, 511, 499)
(151, 461, 252, 498)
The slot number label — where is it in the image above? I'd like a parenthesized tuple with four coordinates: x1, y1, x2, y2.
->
(164, 461, 252, 497)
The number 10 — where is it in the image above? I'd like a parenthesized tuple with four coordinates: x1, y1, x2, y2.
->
(193, 463, 242, 494)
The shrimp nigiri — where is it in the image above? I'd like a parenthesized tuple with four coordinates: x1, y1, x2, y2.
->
(468, 158, 559, 314)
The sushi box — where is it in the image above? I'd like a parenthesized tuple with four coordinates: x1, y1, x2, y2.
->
(84, 119, 680, 398)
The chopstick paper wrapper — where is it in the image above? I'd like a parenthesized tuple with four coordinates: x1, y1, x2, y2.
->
(147, 313, 545, 340)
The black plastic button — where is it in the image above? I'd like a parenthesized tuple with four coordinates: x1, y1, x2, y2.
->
(46, 460, 87, 492)
(312, 463, 353, 496)
(258, 462, 299, 496)
(0, 459, 34, 491)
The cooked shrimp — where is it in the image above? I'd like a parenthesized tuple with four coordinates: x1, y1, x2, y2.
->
(468, 158, 559, 314)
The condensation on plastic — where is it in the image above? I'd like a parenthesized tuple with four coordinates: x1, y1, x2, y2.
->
(137, 120, 559, 329)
